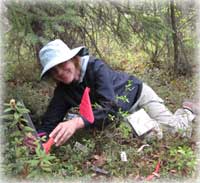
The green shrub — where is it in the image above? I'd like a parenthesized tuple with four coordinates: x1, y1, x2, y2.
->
(2, 99, 57, 179)
(168, 145, 197, 175)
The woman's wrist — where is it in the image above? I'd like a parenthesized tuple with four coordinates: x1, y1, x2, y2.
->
(74, 117, 85, 130)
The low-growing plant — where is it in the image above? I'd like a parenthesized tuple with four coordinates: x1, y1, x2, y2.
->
(2, 99, 57, 179)
(168, 145, 197, 175)
(118, 122, 132, 139)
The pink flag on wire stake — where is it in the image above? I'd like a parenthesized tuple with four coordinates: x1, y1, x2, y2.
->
(79, 87, 94, 124)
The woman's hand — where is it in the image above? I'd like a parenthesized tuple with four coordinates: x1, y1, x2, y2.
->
(49, 117, 84, 146)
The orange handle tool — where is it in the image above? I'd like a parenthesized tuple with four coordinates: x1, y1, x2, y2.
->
(146, 161, 161, 181)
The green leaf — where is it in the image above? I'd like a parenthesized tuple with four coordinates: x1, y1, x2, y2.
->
(46, 155, 56, 161)
(23, 126, 34, 132)
(29, 159, 39, 166)
(3, 103, 11, 106)
(42, 159, 52, 165)
(16, 107, 30, 114)
(14, 112, 21, 121)
(41, 166, 52, 172)
(3, 107, 14, 113)
(16, 102, 24, 107)
(27, 170, 40, 178)
(0, 114, 13, 120)
(35, 145, 42, 156)
(21, 118, 28, 123)
(10, 130, 21, 137)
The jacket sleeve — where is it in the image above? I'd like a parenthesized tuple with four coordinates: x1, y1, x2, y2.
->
(37, 85, 71, 135)
(82, 60, 119, 129)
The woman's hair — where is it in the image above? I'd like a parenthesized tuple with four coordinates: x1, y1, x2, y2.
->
(72, 55, 81, 71)
(45, 55, 81, 83)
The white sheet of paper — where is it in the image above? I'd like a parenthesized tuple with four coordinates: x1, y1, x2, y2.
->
(126, 109, 156, 136)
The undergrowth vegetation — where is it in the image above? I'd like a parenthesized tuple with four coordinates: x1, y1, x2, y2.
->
(1, 99, 198, 181)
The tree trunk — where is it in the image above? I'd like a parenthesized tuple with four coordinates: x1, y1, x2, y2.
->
(166, 7, 172, 67)
(170, 0, 180, 75)
(170, 0, 192, 76)
(30, 19, 44, 63)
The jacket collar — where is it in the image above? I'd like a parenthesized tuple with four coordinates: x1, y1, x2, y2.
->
(79, 55, 90, 83)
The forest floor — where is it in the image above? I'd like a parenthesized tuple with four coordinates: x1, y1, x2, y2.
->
(2, 42, 200, 182)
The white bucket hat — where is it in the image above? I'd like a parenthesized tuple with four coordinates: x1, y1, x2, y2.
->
(39, 39, 85, 78)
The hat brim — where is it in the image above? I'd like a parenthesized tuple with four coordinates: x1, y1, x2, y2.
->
(40, 46, 85, 79)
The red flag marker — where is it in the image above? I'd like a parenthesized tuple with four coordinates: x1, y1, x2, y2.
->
(79, 87, 94, 123)
(42, 137, 55, 154)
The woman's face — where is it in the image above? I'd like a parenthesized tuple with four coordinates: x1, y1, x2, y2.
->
(50, 59, 80, 84)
